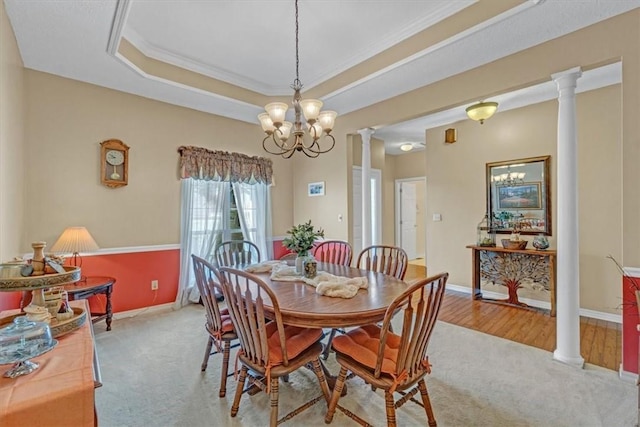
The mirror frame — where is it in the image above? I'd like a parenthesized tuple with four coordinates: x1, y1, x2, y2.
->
(486, 155, 551, 236)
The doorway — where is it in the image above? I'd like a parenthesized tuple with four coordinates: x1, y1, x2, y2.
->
(352, 166, 382, 257)
(395, 177, 426, 262)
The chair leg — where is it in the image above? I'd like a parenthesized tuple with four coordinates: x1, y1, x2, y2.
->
(201, 336, 214, 371)
(324, 366, 348, 423)
(322, 328, 338, 360)
(311, 358, 332, 403)
(418, 379, 437, 427)
(231, 366, 248, 417)
(219, 340, 231, 397)
(270, 377, 279, 427)
(384, 391, 397, 427)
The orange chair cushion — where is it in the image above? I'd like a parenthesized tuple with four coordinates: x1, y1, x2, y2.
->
(332, 324, 400, 375)
(265, 322, 323, 365)
(219, 313, 234, 333)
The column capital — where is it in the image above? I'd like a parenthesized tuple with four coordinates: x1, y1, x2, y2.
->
(357, 128, 375, 144)
(551, 66, 582, 91)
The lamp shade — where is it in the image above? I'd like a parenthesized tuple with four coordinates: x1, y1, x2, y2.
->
(50, 227, 99, 254)
(465, 101, 498, 124)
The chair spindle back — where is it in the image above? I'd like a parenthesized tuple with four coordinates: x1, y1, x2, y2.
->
(356, 245, 408, 280)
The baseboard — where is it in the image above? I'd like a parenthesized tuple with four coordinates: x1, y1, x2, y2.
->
(619, 365, 639, 384)
(113, 302, 174, 319)
(446, 283, 622, 323)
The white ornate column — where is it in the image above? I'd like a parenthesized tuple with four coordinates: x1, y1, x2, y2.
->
(552, 66, 584, 368)
(358, 128, 374, 249)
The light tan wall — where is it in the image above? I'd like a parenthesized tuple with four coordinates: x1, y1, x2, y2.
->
(292, 10, 638, 315)
(425, 85, 621, 314)
(392, 151, 427, 180)
(0, 1, 25, 261)
(23, 71, 293, 251)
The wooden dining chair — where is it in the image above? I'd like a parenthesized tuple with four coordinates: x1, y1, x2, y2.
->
(278, 252, 297, 261)
(324, 272, 449, 427)
(313, 240, 353, 266)
(218, 267, 331, 427)
(313, 240, 353, 359)
(191, 255, 238, 397)
(215, 240, 261, 267)
(356, 245, 408, 280)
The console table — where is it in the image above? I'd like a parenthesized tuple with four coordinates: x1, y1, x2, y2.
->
(0, 300, 99, 426)
(466, 245, 557, 316)
(63, 276, 115, 331)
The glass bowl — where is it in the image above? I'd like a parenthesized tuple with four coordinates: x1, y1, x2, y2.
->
(0, 316, 57, 378)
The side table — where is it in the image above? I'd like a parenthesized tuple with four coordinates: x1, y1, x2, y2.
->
(63, 276, 116, 331)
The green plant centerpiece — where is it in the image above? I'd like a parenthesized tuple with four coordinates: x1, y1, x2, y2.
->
(282, 220, 324, 257)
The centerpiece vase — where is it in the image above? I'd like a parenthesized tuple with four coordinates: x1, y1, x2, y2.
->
(295, 251, 309, 275)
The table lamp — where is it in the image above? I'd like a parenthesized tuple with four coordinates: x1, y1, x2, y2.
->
(49, 226, 99, 268)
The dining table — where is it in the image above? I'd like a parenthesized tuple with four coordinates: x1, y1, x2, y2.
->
(244, 261, 409, 329)
(230, 261, 409, 420)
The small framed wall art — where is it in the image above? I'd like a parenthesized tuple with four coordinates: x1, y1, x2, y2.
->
(308, 181, 325, 197)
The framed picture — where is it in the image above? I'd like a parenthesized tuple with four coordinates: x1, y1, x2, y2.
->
(497, 182, 541, 210)
(308, 181, 325, 197)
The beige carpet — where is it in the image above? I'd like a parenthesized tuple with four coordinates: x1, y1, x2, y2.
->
(94, 304, 636, 427)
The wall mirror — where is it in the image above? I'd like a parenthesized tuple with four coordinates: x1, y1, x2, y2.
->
(486, 155, 551, 235)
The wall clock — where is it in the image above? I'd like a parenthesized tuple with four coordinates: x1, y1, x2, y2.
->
(100, 139, 129, 188)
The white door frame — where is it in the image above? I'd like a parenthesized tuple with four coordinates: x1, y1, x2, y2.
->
(395, 177, 427, 259)
(353, 166, 382, 255)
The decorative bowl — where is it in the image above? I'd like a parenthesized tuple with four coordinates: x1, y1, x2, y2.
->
(0, 265, 80, 291)
(501, 239, 528, 250)
(0, 306, 86, 338)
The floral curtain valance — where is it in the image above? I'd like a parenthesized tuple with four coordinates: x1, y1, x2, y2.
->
(178, 146, 273, 185)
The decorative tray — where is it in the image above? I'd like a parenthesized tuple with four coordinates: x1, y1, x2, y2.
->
(0, 307, 87, 338)
(0, 265, 81, 291)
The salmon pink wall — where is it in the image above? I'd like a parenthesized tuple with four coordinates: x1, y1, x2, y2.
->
(622, 274, 640, 374)
(79, 249, 179, 313)
(1, 240, 290, 313)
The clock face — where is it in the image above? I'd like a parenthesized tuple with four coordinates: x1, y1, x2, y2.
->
(106, 150, 125, 166)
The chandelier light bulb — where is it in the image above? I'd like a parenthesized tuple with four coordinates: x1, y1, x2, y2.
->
(278, 121, 293, 142)
(265, 102, 288, 126)
(308, 122, 323, 140)
(300, 99, 323, 122)
(258, 113, 276, 134)
(318, 110, 337, 132)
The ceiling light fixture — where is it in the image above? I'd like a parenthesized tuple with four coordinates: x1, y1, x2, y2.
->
(465, 101, 498, 124)
(259, 0, 337, 159)
(400, 144, 414, 152)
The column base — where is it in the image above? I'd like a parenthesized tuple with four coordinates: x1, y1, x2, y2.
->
(553, 349, 585, 368)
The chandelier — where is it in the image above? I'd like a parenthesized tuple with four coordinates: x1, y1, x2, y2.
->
(492, 167, 525, 186)
(258, 0, 337, 158)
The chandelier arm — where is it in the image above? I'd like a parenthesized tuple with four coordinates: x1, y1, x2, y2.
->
(263, 134, 294, 157)
(283, 149, 296, 159)
(304, 134, 336, 154)
(300, 148, 320, 158)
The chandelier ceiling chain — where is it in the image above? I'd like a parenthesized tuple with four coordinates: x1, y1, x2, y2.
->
(258, 0, 337, 159)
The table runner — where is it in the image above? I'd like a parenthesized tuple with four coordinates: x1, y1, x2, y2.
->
(0, 300, 95, 427)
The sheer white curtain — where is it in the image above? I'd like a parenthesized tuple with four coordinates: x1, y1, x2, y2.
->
(175, 179, 229, 308)
(233, 182, 273, 260)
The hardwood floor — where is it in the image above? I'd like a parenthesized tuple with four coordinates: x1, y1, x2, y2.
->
(405, 263, 622, 371)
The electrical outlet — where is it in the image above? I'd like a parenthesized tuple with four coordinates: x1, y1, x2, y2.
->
(151, 280, 159, 290)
